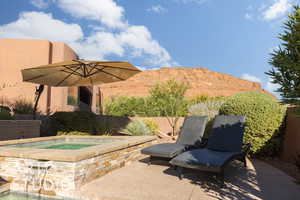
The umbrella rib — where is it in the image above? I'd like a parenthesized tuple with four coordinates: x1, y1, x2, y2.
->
(94, 64, 140, 72)
(99, 70, 125, 81)
(87, 64, 101, 76)
(64, 66, 84, 77)
(56, 66, 81, 86)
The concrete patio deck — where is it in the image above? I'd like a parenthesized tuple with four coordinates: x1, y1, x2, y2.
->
(77, 157, 300, 200)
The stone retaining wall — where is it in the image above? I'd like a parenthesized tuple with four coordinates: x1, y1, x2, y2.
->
(0, 120, 40, 140)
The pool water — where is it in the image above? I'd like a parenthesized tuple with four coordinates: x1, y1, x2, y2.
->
(9, 138, 123, 150)
(0, 192, 63, 200)
(42, 143, 96, 150)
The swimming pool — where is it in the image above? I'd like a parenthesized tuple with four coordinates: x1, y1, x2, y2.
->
(9, 137, 123, 150)
(0, 191, 74, 200)
(0, 136, 156, 199)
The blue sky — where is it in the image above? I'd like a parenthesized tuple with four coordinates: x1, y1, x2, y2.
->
(0, 0, 297, 95)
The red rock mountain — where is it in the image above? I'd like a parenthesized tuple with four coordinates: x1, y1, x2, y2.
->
(99, 67, 272, 99)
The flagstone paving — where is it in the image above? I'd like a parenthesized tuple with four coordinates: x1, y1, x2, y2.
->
(77, 157, 300, 200)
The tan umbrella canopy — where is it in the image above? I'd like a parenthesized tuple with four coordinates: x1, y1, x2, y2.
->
(22, 60, 141, 86)
(21, 60, 141, 118)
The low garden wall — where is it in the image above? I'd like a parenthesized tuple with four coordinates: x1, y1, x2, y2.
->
(95, 115, 185, 135)
(41, 114, 185, 137)
(131, 117, 185, 135)
(281, 109, 300, 163)
(0, 120, 40, 140)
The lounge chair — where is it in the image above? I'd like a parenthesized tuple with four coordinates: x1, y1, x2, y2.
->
(169, 115, 250, 185)
(141, 116, 208, 165)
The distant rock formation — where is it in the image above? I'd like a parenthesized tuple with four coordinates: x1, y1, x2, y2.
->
(99, 67, 272, 99)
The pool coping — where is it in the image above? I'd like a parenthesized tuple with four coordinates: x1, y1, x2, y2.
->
(0, 136, 156, 162)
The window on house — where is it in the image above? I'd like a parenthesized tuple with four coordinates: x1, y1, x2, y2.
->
(67, 87, 78, 106)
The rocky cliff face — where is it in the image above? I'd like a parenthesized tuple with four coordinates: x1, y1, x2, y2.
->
(99, 67, 272, 99)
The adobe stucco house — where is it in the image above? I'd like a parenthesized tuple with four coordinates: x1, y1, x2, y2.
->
(0, 39, 102, 114)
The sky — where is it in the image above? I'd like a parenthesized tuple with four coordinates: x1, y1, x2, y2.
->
(0, 0, 298, 95)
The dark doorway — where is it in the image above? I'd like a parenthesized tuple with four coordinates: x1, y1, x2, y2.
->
(79, 86, 92, 111)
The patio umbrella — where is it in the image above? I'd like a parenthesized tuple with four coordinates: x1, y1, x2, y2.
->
(21, 60, 141, 86)
(21, 60, 141, 118)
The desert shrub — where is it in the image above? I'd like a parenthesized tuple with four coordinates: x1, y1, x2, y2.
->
(121, 120, 152, 136)
(188, 95, 226, 106)
(189, 95, 210, 105)
(189, 100, 226, 137)
(11, 99, 35, 114)
(188, 100, 225, 119)
(143, 119, 159, 135)
(0, 110, 15, 120)
(104, 96, 147, 116)
(147, 79, 189, 117)
(219, 92, 286, 156)
(57, 131, 91, 136)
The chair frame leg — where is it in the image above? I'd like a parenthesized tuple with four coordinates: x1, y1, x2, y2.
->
(177, 167, 183, 180)
(148, 156, 152, 165)
(218, 169, 225, 188)
(242, 156, 247, 168)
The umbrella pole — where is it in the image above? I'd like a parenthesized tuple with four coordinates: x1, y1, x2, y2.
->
(33, 85, 44, 120)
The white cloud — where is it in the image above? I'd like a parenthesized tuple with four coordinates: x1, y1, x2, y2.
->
(265, 79, 280, 93)
(174, 0, 209, 4)
(55, 0, 176, 66)
(118, 26, 174, 66)
(147, 5, 167, 14)
(245, 13, 253, 20)
(0, 6, 176, 67)
(30, 0, 50, 9)
(71, 32, 124, 60)
(262, 0, 292, 21)
(56, 0, 126, 28)
(241, 73, 262, 83)
(72, 25, 175, 67)
(0, 12, 83, 43)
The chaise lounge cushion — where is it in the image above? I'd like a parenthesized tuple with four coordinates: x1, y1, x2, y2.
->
(141, 116, 208, 159)
(176, 116, 207, 146)
(141, 143, 186, 158)
(207, 115, 246, 152)
(170, 149, 242, 172)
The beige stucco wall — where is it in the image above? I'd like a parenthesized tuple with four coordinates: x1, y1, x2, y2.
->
(0, 39, 80, 114)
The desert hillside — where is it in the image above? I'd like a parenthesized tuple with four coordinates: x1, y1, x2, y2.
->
(99, 67, 272, 99)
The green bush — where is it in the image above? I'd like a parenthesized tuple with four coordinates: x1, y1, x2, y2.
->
(57, 131, 91, 136)
(48, 111, 115, 136)
(147, 79, 189, 117)
(105, 80, 190, 118)
(143, 119, 159, 135)
(11, 99, 35, 114)
(0, 110, 15, 120)
(105, 96, 147, 116)
(0, 106, 11, 113)
(121, 120, 152, 136)
(219, 92, 286, 156)
(50, 111, 99, 135)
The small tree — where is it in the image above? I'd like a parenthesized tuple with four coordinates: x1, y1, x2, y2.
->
(147, 79, 189, 136)
(266, 6, 300, 105)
